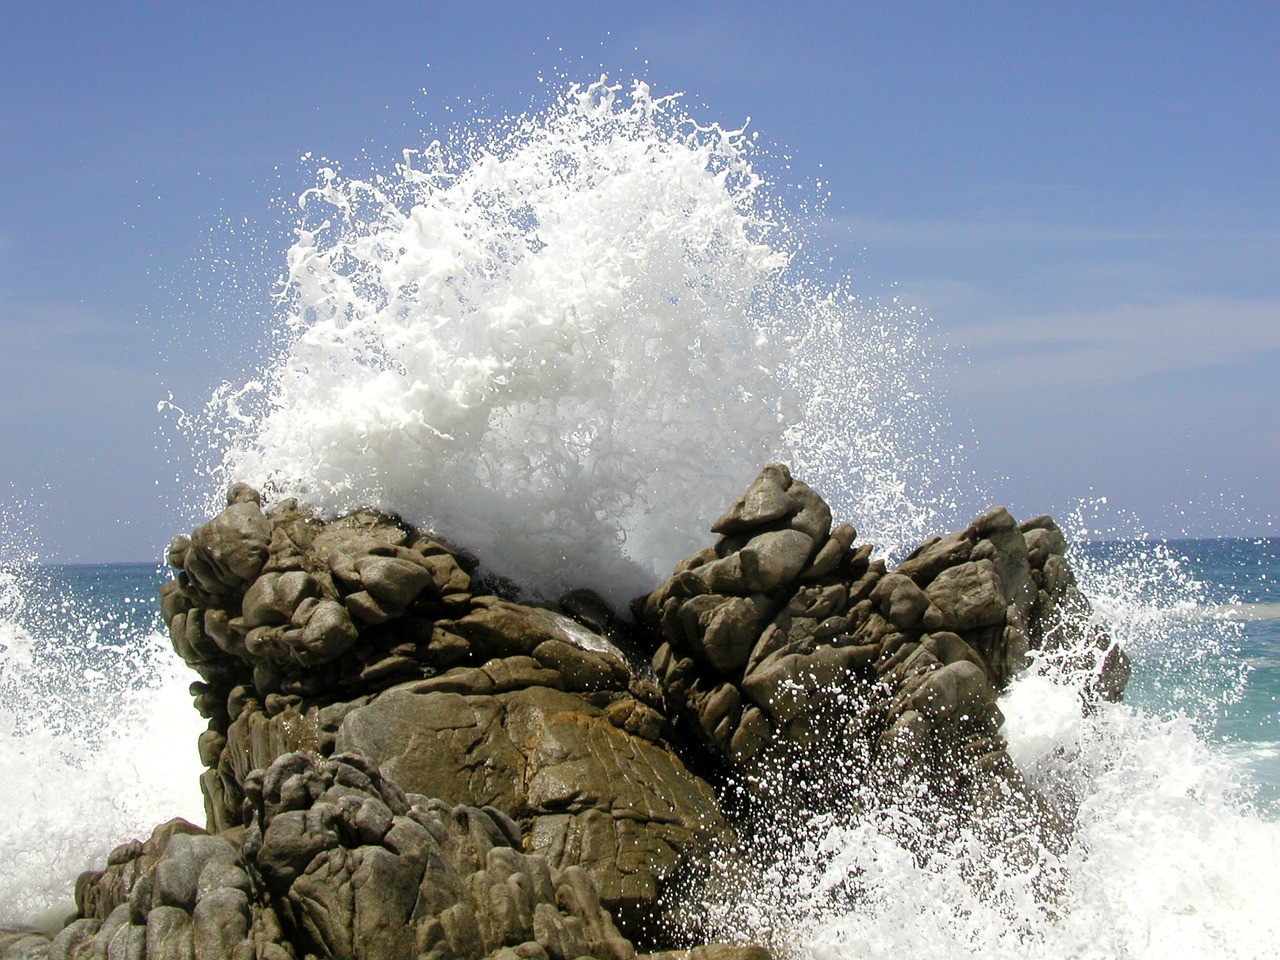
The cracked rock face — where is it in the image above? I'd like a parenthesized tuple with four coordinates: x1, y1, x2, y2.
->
(332, 683, 722, 914)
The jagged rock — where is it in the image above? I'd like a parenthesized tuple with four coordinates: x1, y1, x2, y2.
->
(0, 929, 51, 960)
(334, 684, 725, 918)
(34, 754, 637, 960)
(179, 495, 272, 596)
(638, 463, 1129, 829)
(66, 819, 253, 960)
(76, 818, 210, 923)
(710, 464, 793, 533)
(646, 946, 773, 960)
(737, 530, 814, 593)
(21, 468, 1124, 960)
(925, 560, 1006, 630)
(244, 752, 635, 960)
(870, 572, 932, 629)
(292, 598, 360, 665)
(155, 491, 726, 933)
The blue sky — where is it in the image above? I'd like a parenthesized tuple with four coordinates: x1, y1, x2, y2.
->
(1, 1, 1276, 561)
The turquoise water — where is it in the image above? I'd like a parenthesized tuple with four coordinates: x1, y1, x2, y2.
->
(20, 562, 168, 647)
(1084, 537, 1280, 805)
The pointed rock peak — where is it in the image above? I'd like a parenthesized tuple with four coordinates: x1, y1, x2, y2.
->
(711, 463, 795, 535)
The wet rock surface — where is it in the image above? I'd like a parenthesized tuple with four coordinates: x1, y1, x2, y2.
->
(152, 491, 732, 936)
(640, 466, 1128, 827)
(19, 753, 635, 960)
(157, 490, 725, 934)
(4, 466, 1127, 959)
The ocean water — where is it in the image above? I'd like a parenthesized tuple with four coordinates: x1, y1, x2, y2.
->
(2, 78, 1278, 956)
(1078, 537, 1280, 805)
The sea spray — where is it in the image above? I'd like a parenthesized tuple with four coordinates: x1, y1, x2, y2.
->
(779, 694, 1280, 960)
(0, 561, 204, 926)
(203, 79, 971, 605)
(678, 526, 1280, 959)
(776, 276, 973, 560)
(186, 78, 1280, 957)
(6, 74, 1276, 957)
(2, 76, 974, 930)
(1066, 505, 1254, 748)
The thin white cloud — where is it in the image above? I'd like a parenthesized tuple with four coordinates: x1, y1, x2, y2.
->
(941, 295, 1280, 390)
(0, 296, 121, 347)
(803, 206, 1280, 396)
(819, 211, 1280, 254)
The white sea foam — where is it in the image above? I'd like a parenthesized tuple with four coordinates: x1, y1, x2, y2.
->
(790, 696, 1280, 960)
(206, 79, 969, 604)
(190, 78, 1279, 957)
(0, 567, 204, 926)
(688, 594, 1280, 960)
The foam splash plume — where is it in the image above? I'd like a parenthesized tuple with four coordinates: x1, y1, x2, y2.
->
(180, 77, 1279, 957)
(0, 560, 204, 926)
(209, 79, 965, 604)
(682, 534, 1280, 959)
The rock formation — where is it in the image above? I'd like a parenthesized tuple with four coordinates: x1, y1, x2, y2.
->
(44, 752, 632, 960)
(1, 466, 1129, 959)
(157, 484, 725, 933)
(640, 464, 1128, 808)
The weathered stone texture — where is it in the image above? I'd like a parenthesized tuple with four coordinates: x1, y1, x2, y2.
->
(637, 463, 1129, 815)
(3, 466, 1127, 960)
